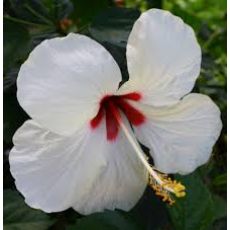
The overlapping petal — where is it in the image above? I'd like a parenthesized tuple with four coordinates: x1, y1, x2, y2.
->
(17, 33, 122, 135)
(73, 116, 148, 215)
(131, 94, 222, 174)
(118, 9, 201, 106)
(10, 118, 147, 214)
(10, 120, 106, 212)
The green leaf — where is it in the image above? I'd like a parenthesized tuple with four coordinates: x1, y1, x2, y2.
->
(3, 18, 31, 72)
(3, 68, 19, 92)
(212, 173, 227, 187)
(164, 0, 226, 33)
(66, 210, 143, 230)
(212, 195, 227, 221)
(167, 172, 224, 230)
(4, 189, 54, 230)
(8, 0, 73, 24)
(165, 5, 201, 31)
(4, 92, 28, 144)
(70, 0, 109, 26)
(89, 7, 140, 48)
(40, 0, 73, 21)
(146, 0, 163, 9)
(130, 187, 170, 230)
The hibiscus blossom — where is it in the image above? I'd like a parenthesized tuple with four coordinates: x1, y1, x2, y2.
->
(9, 9, 222, 214)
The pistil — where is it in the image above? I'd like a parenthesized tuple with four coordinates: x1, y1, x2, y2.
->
(109, 102, 186, 205)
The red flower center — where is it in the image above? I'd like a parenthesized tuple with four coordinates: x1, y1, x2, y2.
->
(90, 92, 145, 141)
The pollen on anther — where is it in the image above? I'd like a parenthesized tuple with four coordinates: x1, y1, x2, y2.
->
(148, 169, 186, 205)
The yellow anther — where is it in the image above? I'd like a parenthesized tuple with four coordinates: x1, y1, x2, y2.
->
(174, 183, 185, 191)
(168, 199, 175, 206)
(173, 183, 186, 197)
(162, 178, 186, 198)
(148, 170, 186, 205)
(175, 191, 186, 198)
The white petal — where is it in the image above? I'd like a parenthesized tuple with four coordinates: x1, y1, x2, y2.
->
(73, 116, 148, 215)
(10, 119, 147, 214)
(118, 9, 201, 106)
(10, 120, 107, 212)
(132, 94, 222, 174)
(17, 33, 122, 135)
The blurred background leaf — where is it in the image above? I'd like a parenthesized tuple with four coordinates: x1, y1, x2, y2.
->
(6, 0, 73, 25)
(70, 0, 110, 26)
(3, 92, 28, 144)
(4, 190, 54, 230)
(3, 18, 31, 72)
(89, 7, 140, 48)
(66, 210, 143, 230)
(168, 172, 227, 230)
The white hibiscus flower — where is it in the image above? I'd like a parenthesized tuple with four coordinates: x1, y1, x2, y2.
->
(9, 9, 222, 215)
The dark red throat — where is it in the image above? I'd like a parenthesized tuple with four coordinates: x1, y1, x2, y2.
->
(90, 92, 145, 141)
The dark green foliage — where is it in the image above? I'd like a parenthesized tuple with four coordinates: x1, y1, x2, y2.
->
(67, 210, 143, 230)
(89, 7, 141, 48)
(4, 190, 54, 230)
(7, 0, 73, 24)
(3, 0, 226, 229)
(70, 0, 110, 26)
(4, 92, 29, 144)
(168, 172, 227, 230)
(4, 19, 31, 72)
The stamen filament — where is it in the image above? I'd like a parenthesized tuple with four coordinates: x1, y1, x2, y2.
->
(119, 116, 164, 185)
(118, 114, 169, 187)
(109, 102, 185, 204)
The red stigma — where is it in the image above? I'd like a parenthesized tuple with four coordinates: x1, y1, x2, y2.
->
(90, 92, 145, 141)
